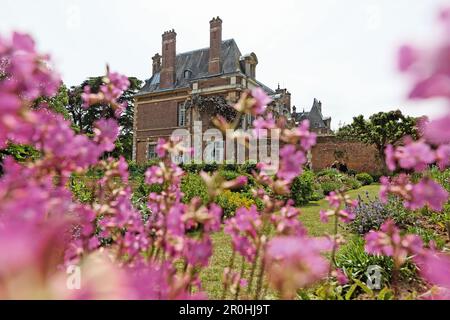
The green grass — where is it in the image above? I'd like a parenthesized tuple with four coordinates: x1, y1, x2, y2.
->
(201, 184, 380, 299)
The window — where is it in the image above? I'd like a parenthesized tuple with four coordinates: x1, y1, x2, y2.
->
(213, 141, 224, 163)
(178, 102, 186, 127)
(148, 144, 157, 160)
(184, 70, 192, 79)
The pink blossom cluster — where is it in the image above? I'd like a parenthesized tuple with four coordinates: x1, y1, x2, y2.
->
(319, 191, 358, 224)
(380, 174, 448, 212)
(365, 220, 450, 299)
(82, 66, 130, 117)
(264, 236, 332, 299)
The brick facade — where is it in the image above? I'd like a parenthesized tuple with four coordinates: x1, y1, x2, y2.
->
(310, 135, 384, 175)
(133, 17, 291, 164)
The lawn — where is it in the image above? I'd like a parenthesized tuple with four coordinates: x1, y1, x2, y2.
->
(201, 184, 381, 299)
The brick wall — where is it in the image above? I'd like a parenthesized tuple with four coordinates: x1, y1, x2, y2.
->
(311, 135, 383, 175)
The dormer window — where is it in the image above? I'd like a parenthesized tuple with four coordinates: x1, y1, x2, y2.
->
(184, 69, 192, 79)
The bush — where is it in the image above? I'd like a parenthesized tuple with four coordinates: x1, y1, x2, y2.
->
(290, 171, 314, 206)
(69, 176, 94, 204)
(310, 184, 325, 201)
(336, 236, 418, 292)
(216, 190, 255, 219)
(342, 175, 362, 190)
(317, 175, 344, 195)
(181, 173, 208, 204)
(348, 193, 415, 235)
(356, 173, 374, 186)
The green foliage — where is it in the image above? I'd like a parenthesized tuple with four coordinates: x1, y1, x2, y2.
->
(342, 175, 362, 190)
(406, 225, 446, 249)
(356, 173, 374, 186)
(290, 170, 314, 206)
(181, 173, 209, 204)
(216, 190, 255, 219)
(33, 84, 71, 119)
(336, 236, 418, 293)
(69, 176, 94, 204)
(1, 143, 40, 162)
(316, 168, 362, 194)
(310, 183, 325, 201)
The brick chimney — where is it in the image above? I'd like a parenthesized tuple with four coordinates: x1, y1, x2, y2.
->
(208, 17, 222, 74)
(160, 29, 176, 88)
(152, 53, 161, 75)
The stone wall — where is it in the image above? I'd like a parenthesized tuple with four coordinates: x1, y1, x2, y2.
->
(311, 135, 383, 175)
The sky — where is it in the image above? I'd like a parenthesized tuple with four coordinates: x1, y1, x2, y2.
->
(1, 0, 449, 128)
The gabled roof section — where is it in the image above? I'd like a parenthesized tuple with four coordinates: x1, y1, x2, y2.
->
(137, 39, 242, 95)
(294, 99, 329, 129)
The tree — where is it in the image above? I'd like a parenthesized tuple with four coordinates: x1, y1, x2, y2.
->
(33, 84, 71, 119)
(66, 76, 142, 159)
(337, 110, 418, 173)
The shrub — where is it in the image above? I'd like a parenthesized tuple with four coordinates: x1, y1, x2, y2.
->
(219, 169, 239, 181)
(336, 236, 418, 291)
(348, 193, 415, 235)
(216, 190, 255, 219)
(317, 176, 344, 195)
(310, 184, 325, 201)
(241, 161, 258, 174)
(290, 171, 314, 206)
(356, 173, 374, 186)
(181, 173, 209, 204)
(69, 176, 94, 204)
(342, 175, 362, 190)
(317, 168, 341, 178)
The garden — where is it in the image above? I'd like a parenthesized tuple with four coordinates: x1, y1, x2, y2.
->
(0, 6, 449, 301)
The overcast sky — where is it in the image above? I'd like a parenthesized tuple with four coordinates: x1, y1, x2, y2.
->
(1, 0, 449, 128)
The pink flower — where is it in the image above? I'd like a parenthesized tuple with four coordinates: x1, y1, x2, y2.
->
(156, 138, 167, 158)
(326, 191, 341, 209)
(398, 45, 420, 72)
(395, 140, 436, 172)
(183, 236, 213, 267)
(0, 92, 21, 112)
(277, 145, 306, 183)
(436, 144, 450, 169)
(265, 236, 330, 299)
(224, 205, 262, 262)
(320, 210, 332, 223)
(93, 118, 119, 152)
(250, 87, 272, 115)
(365, 219, 423, 267)
(384, 144, 396, 171)
(414, 249, 450, 289)
(423, 115, 450, 145)
(145, 165, 164, 185)
(407, 178, 449, 212)
(334, 268, 349, 285)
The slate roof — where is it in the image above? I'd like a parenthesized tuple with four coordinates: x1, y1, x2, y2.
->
(137, 39, 276, 96)
(137, 39, 244, 95)
(294, 99, 330, 129)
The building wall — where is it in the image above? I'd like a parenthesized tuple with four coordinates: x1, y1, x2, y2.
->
(311, 136, 383, 175)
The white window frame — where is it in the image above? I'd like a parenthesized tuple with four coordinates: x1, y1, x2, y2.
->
(148, 143, 157, 160)
(178, 102, 186, 127)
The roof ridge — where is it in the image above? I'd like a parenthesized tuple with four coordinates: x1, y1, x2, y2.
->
(176, 39, 236, 56)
